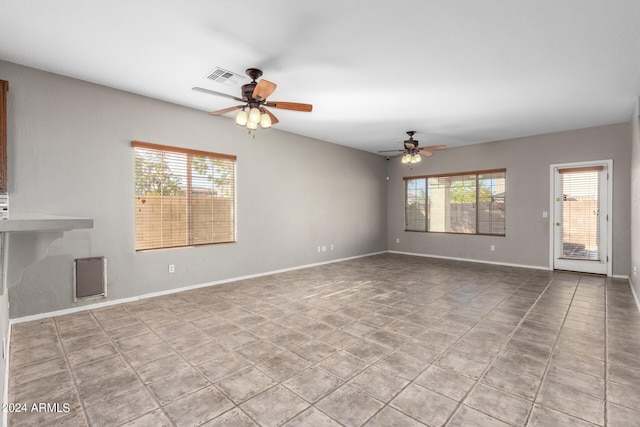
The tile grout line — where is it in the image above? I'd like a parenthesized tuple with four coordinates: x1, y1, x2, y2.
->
(441, 273, 561, 426)
(396, 274, 536, 424)
(264, 273, 478, 426)
(159, 290, 346, 426)
(227, 295, 356, 424)
(51, 317, 91, 427)
(274, 290, 394, 426)
(521, 275, 588, 426)
(350, 273, 492, 425)
(240, 283, 424, 426)
(521, 280, 573, 425)
(363, 272, 556, 426)
(146, 292, 355, 426)
(88, 306, 188, 426)
(121, 299, 279, 424)
(130, 301, 275, 425)
(170, 296, 314, 424)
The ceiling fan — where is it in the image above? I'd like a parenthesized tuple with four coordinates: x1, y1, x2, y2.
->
(379, 131, 446, 164)
(193, 68, 312, 130)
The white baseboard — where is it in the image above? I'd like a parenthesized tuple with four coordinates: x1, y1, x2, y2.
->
(388, 250, 551, 271)
(10, 251, 386, 325)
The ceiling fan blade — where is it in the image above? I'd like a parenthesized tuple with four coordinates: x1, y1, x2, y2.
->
(418, 150, 435, 156)
(209, 105, 244, 116)
(261, 106, 279, 125)
(378, 149, 405, 153)
(265, 101, 313, 112)
(252, 79, 277, 100)
(193, 87, 245, 102)
(420, 145, 447, 151)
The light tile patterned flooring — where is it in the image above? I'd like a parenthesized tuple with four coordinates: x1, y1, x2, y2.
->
(7, 253, 640, 426)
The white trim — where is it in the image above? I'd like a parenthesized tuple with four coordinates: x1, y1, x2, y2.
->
(10, 251, 386, 324)
(612, 274, 630, 280)
(630, 278, 640, 314)
(549, 159, 613, 276)
(388, 250, 550, 271)
(11, 296, 140, 324)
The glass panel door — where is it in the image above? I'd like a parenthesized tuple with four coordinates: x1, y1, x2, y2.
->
(553, 164, 607, 274)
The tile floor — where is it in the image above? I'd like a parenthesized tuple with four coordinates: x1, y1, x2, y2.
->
(7, 253, 640, 426)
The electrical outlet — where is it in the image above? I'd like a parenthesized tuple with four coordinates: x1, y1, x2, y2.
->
(634, 266, 637, 277)
(396, 238, 400, 244)
(317, 246, 321, 253)
(322, 245, 327, 252)
(168, 264, 175, 273)
(330, 244, 334, 251)
(490, 245, 496, 252)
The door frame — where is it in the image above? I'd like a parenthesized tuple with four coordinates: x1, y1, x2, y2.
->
(548, 159, 613, 276)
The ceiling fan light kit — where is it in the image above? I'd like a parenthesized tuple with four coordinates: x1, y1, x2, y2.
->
(237, 106, 271, 129)
(380, 131, 447, 165)
(194, 67, 312, 133)
(402, 153, 421, 164)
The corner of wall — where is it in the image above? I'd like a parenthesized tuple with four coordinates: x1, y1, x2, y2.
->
(630, 277, 640, 313)
(630, 96, 640, 308)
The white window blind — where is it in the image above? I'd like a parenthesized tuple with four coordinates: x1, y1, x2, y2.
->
(405, 178, 427, 231)
(478, 171, 506, 235)
(133, 141, 236, 251)
(557, 166, 602, 260)
(404, 169, 506, 236)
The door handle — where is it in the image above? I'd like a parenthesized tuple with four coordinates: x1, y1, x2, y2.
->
(556, 222, 561, 226)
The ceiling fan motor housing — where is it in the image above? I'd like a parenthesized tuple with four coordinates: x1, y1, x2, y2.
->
(404, 131, 417, 150)
(241, 68, 263, 101)
(241, 82, 258, 101)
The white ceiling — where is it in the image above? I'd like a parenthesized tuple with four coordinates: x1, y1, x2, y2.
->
(1, 0, 640, 154)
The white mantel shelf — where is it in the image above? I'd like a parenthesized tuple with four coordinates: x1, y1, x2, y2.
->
(0, 214, 93, 233)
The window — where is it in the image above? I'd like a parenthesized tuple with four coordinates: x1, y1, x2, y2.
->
(404, 169, 506, 235)
(557, 166, 603, 260)
(133, 141, 236, 250)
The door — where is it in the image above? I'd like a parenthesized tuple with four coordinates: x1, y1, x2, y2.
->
(552, 162, 609, 274)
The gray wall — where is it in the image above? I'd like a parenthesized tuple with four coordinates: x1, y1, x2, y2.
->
(0, 60, 388, 318)
(631, 98, 640, 299)
(387, 123, 632, 276)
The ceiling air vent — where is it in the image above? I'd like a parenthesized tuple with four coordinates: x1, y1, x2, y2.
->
(204, 67, 246, 86)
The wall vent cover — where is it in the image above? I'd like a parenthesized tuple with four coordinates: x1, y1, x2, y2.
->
(74, 257, 107, 301)
(204, 67, 246, 86)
